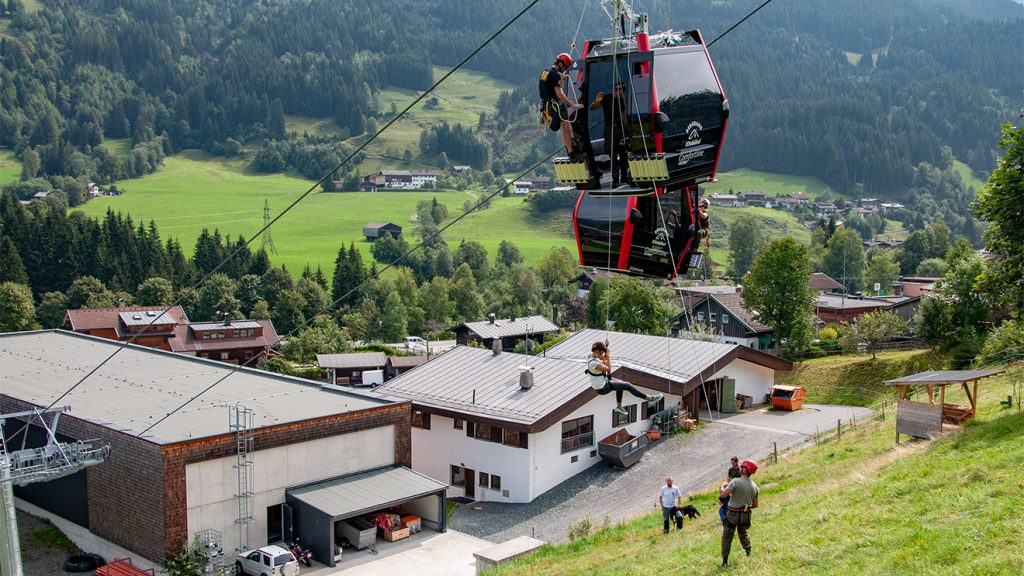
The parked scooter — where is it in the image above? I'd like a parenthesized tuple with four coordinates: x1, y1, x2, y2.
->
(289, 539, 312, 567)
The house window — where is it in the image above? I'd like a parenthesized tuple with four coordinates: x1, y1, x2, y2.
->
(490, 475, 501, 491)
(454, 419, 463, 430)
(696, 312, 704, 322)
(466, 422, 476, 437)
(722, 314, 730, 325)
(590, 450, 598, 458)
(560, 416, 594, 454)
(450, 465, 465, 487)
(412, 411, 431, 429)
(642, 397, 665, 419)
(612, 404, 637, 426)
(479, 472, 489, 488)
(571, 455, 579, 463)
(221, 352, 230, 360)
(474, 423, 491, 441)
(490, 426, 503, 443)
(503, 430, 528, 449)
(710, 312, 718, 323)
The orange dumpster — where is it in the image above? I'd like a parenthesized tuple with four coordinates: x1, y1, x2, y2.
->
(770, 385, 806, 411)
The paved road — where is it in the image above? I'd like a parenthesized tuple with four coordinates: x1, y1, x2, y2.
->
(449, 404, 873, 544)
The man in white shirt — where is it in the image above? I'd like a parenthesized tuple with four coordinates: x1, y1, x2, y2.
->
(658, 476, 684, 533)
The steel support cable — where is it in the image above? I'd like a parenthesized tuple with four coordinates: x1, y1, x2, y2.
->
(135, 141, 576, 437)
(41, 0, 545, 413)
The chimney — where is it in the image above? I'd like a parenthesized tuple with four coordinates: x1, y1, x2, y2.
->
(223, 314, 232, 326)
(488, 313, 496, 324)
(492, 340, 502, 355)
(518, 365, 535, 390)
(510, 314, 516, 322)
(116, 298, 126, 308)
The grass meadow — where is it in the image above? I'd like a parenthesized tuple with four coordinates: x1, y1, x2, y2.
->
(0, 150, 21, 185)
(487, 355, 1024, 576)
(74, 152, 575, 273)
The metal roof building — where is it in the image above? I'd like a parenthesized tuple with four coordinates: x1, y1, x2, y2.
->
(0, 330, 437, 568)
(453, 314, 560, 349)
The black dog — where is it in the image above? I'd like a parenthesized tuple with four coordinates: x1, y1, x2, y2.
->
(679, 504, 701, 520)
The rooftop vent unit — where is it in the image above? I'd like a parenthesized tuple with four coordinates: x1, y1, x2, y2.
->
(146, 311, 157, 317)
(132, 314, 142, 320)
(518, 365, 535, 390)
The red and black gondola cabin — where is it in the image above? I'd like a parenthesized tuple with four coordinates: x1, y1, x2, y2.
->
(567, 28, 729, 279)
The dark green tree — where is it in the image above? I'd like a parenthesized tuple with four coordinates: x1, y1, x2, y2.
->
(728, 217, 768, 280)
(0, 282, 37, 331)
(742, 237, 815, 357)
(136, 277, 174, 306)
(36, 291, 69, 329)
(974, 122, 1024, 313)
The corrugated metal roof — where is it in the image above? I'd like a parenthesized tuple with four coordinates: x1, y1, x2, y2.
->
(375, 346, 589, 425)
(458, 315, 560, 340)
(885, 370, 1005, 385)
(317, 352, 387, 370)
(546, 329, 737, 384)
(118, 310, 177, 326)
(387, 355, 429, 368)
(190, 320, 263, 331)
(287, 466, 447, 519)
(0, 331, 395, 445)
(66, 306, 189, 331)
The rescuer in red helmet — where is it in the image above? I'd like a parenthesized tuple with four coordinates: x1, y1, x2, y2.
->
(538, 52, 584, 159)
(719, 459, 759, 567)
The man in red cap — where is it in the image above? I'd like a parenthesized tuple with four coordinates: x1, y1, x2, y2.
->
(539, 53, 584, 159)
(719, 459, 759, 567)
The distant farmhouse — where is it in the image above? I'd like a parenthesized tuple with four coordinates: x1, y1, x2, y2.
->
(0, 330, 444, 569)
(363, 221, 402, 240)
(65, 306, 279, 365)
(361, 169, 439, 191)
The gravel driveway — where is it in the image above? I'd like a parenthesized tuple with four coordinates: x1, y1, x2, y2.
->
(449, 405, 872, 544)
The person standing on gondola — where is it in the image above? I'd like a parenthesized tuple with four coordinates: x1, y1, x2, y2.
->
(539, 53, 585, 160)
(591, 81, 631, 186)
(587, 340, 662, 416)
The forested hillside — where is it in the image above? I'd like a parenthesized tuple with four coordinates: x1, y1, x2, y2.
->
(1, 0, 1020, 224)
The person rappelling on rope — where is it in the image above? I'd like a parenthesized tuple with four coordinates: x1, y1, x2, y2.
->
(587, 340, 663, 416)
(539, 53, 585, 160)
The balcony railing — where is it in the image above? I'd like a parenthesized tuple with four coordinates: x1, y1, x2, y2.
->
(560, 431, 594, 454)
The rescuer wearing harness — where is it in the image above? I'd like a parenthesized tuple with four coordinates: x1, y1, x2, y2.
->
(539, 53, 584, 160)
(587, 340, 662, 416)
(719, 459, 760, 567)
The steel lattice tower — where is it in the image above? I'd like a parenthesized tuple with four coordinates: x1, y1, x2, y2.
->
(261, 199, 277, 255)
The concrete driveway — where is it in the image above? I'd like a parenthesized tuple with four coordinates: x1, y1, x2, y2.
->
(713, 403, 875, 437)
(309, 530, 492, 576)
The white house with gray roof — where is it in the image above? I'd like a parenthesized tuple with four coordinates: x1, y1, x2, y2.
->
(375, 330, 790, 504)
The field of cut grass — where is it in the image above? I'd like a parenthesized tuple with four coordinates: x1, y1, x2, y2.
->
(0, 150, 21, 185)
(951, 159, 987, 191)
(709, 204, 812, 246)
(704, 168, 832, 200)
(74, 152, 572, 274)
(489, 361, 1024, 576)
(103, 137, 134, 157)
(284, 66, 513, 174)
(776, 349, 948, 406)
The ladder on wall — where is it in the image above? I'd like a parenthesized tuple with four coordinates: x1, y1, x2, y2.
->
(230, 405, 255, 553)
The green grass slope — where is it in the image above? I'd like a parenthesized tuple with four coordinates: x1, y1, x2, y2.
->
(777, 350, 948, 406)
(703, 168, 832, 199)
(488, 359, 1024, 576)
(0, 151, 21, 186)
(74, 153, 573, 273)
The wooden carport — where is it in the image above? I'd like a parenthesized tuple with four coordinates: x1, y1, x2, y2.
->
(885, 369, 1004, 443)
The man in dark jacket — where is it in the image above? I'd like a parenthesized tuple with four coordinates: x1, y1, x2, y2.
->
(539, 53, 584, 159)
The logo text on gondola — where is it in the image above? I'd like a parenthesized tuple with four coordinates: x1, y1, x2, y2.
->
(685, 121, 703, 147)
